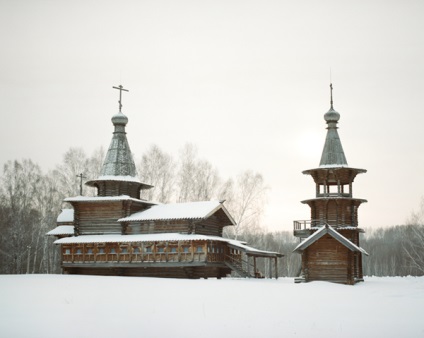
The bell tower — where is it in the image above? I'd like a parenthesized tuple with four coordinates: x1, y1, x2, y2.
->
(293, 84, 368, 284)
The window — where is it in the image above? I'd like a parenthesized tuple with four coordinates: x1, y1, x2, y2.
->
(170, 247, 177, 253)
(145, 247, 152, 253)
(98, 248, 105, 254)
(196, 246, 203, 253)
(183, 247, 189, 253)
(133, 247, 140, 254)
(158, 247, 165, 253)
(110, 248, 116, 254)
(76, 249, 82, 255)
(121, 248, 128, 254)
(65, 249, 70, 255)
(87, 249, 93, 254)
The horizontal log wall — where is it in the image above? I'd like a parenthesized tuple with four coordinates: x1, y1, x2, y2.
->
(307, 199, 363, 227)
(96, 181, 141, 199)
(196, 215, 224, 236)
(304, 235, 352, 284)
(126, 220, 190, 235)
(63, 266, 231, 279)
(76, 202, 125, 234)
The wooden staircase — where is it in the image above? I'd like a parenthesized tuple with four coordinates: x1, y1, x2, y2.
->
(224, 255, 254, 278)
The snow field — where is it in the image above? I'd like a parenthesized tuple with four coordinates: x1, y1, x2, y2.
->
(1, 275, 423, 338)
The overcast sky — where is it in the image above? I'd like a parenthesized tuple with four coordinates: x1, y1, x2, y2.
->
(1, 0, 423, 232)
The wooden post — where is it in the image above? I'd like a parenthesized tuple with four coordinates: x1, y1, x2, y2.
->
(253, 256, 257, 278)
(191, 241, 194, 262)
(274, 257, 278, 279)
(269, 258, 272, 279)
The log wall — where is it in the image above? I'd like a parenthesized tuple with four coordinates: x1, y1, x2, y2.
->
(304, 235, 352, 284)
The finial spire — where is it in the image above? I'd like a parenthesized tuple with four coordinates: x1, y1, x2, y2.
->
(330, 83, 334, 109)
(112, 85, 129, 112)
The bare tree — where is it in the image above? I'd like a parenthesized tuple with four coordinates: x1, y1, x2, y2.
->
(176, 143, 220, 202)
(402, 197, 424, 275)
(138, 144, 175, 203)
(222, 170, 268, 240)
(0, 160, 43, 274)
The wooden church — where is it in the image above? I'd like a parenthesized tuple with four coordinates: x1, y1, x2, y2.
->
(293, 84, 369, 285)
(48, 85, 282, 279)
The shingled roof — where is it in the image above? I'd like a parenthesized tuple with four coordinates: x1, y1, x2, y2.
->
(293, 224, 369, 256)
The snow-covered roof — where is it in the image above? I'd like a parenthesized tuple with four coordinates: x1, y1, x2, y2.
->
(293, 224, 369, 255)
(302, 166, 367, 174)
(228, 241, 284, 257)
(54, 233, 281, 257)
(118, 200, 235, 225)
(64, 195, 156, 204)
(57, 209, 74, 223)
(97, 175, 141, 183)
(54, 233, 226, 244)
(47, 225, 75, 236)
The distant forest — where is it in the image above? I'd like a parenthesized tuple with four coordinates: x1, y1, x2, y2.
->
(1, 144, 423, 277)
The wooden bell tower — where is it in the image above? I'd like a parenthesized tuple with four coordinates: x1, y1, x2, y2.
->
(293, 84, 369, 284)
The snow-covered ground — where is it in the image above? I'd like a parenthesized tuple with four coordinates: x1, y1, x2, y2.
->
(1, 275, 423, 338)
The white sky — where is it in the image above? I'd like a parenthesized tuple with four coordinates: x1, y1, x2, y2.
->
(1, 0, 423, 231)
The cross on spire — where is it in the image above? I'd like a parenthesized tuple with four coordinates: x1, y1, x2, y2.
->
(330, 83, 334, 109)
(76, 173, 86, 195)
(112, 85, 129, 112)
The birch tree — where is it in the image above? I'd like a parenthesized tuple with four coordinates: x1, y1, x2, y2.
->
(222, 171, 268, 240)
(402, 197, 424, 275)
(138, 144, 175, 203)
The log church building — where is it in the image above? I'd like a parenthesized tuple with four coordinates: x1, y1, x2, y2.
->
(48, 85, 282, 279)
(293, 84, 369, 284)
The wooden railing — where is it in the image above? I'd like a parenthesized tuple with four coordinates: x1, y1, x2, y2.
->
(293, 220, 323, 230)
(225, 254, 255, 278)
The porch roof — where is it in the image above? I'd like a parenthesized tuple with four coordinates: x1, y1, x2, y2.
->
(47, 225, 75, 236)
(293, 224, 369, 256)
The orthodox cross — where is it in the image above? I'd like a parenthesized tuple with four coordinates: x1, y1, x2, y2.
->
(76, 173, 86, 195)
(113, 85, 129, 112)
(330, 83, 334, 109)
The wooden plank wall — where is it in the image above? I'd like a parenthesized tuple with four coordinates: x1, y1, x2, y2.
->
(305, 235, 351, 284)
(63, 266, 231, 279)
(77, 202, 124, 234)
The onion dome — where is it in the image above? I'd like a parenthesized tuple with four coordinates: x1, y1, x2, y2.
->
(324, 107, 340, 123)
(111, 111, 129, 126)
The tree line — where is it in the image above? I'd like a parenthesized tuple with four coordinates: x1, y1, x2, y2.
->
(0, 144, 423, 277)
